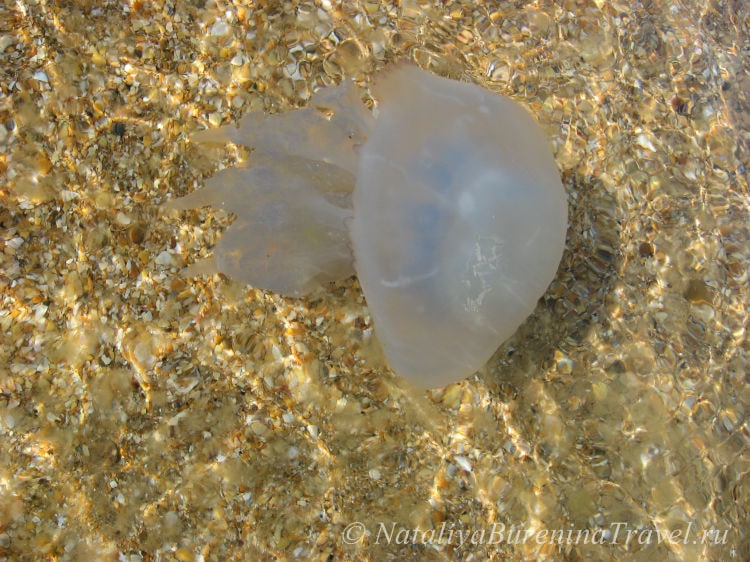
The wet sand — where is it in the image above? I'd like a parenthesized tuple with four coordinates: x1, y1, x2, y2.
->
(0, 1, 748, 560)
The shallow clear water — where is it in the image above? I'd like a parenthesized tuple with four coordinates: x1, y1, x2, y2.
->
(0, 0, 747, 560)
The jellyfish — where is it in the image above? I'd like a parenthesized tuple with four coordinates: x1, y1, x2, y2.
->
(165, 65, 568, 388)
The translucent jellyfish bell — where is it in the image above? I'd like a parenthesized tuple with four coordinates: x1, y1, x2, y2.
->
(165, 65, 568, 388)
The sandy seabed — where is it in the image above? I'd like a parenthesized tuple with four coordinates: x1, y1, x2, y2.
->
(0, 1, 748, 560)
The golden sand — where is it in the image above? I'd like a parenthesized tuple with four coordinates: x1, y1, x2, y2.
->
(0, 1, 747, 560)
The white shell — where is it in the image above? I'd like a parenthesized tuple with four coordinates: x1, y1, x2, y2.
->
(166, 66, 568, 388)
